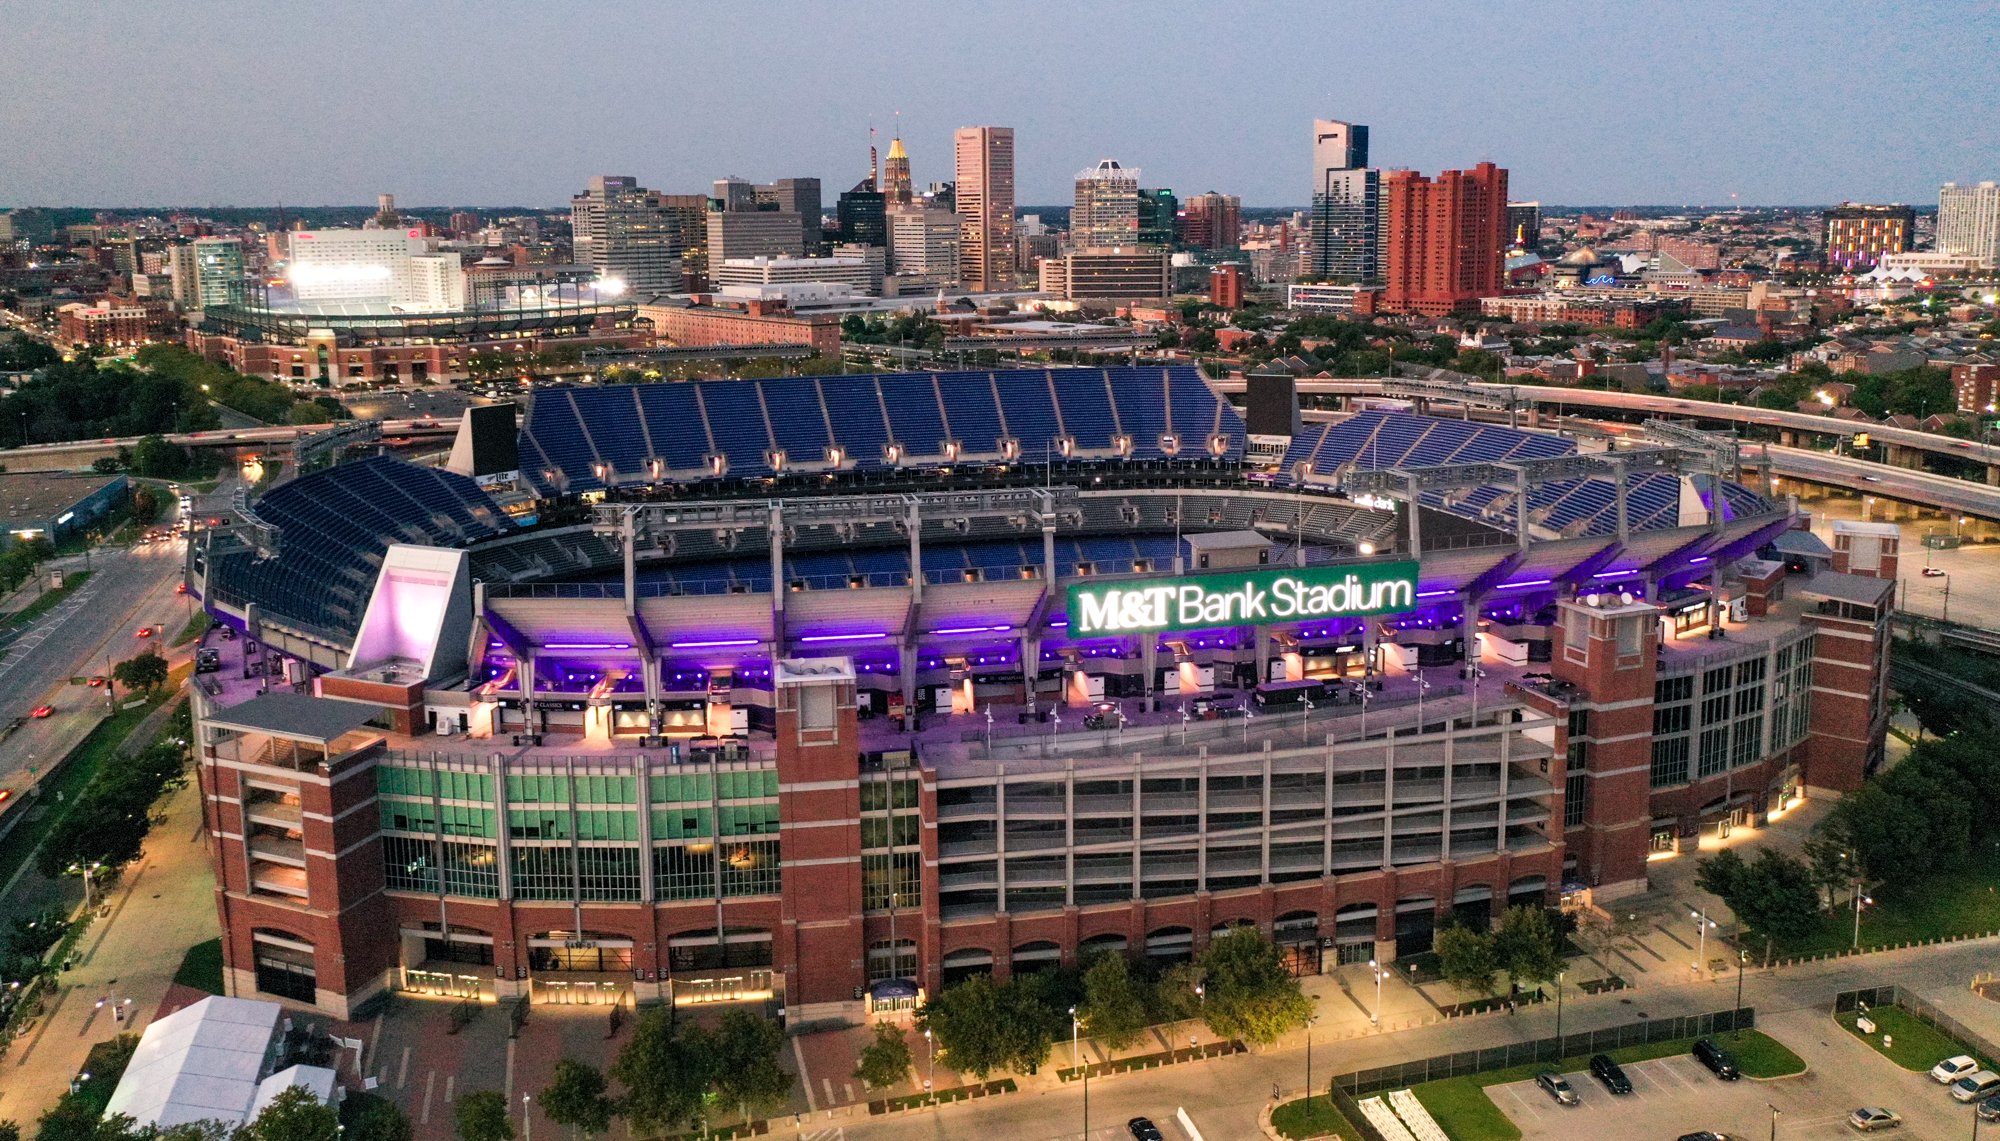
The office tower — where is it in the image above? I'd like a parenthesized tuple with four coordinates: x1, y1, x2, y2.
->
(1505, 201, 1542, 250)
(1821, 204, 1914, 271)
(1038, 248, 1171, 299)
(1309, 118, 1379, 281)
(1937, 182, 2000, 268)
(756, 178, 824, 256)
(713, 178, 759, 212)
(1209, 263, 1244, 309)
(166, 236, 246, 310)
(887, 204, 961, 277)
(0, 207, 56, 249)
(449, 211, 482, 239)
(1381, 162, 1508, 316)
(883, 136, 913, 206)
(707, 209, 807, 263)
(1071, 159, 1141, 248)
(838, 180, 888, 248)
(1182, 192, 1242, 251)
(925, 182, 955, 213)
(954, 126, 1016, 291)
(1137, 189, 1179, 247)
(570, 176, 683, 296)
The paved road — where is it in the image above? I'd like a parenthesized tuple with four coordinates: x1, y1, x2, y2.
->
(0, 540, 190, 789)
(833, 937, 2000, 1141)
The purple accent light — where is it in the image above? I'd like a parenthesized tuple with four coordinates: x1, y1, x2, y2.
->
(929, 624, 1014, 636)
(1592, 570, 1640, 579)
(1689, 556, 1711, 564)
(1416, 589, 1455, 599)
(543, 642, 632, 650)
(799, 632, 889, 643)
(670, 638, 761, 649)
(1495, 579, 1553, 590)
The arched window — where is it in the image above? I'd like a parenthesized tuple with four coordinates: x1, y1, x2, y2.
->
(1078, 933, 1129, 962)
(940, 947, 993, 987)
(1011, 940, 1061, 975)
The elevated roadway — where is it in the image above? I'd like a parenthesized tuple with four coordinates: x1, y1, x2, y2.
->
(0, 418, 457, 472)
(1213, 376, 2000, 468)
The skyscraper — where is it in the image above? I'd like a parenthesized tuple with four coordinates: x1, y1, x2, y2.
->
(1072, 159, 1141, 248)
(1381, 162, 1508, 316)
(954, 126, 1016, 291)
(755, 178, 824, 256)
(166, 236, 246, 310)
(1136, 188, 1179, 247)
(1937, 181, 2000, 268)
(1309, 118, 1379, 281)
(1505, 202, 1542, 251)
(1182, 192, 1242, 251)
(838, 176, 888, 248)
(571, 176, 683, 296)
(883, 136, 913, 206)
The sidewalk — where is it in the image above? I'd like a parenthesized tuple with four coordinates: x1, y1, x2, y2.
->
(0, 773, 218, 1125)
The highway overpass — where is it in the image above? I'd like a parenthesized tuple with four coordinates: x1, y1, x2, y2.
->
(0, 418, 457, 472)
(1212, 375, 2000, 470)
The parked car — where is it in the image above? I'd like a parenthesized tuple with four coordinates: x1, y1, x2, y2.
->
(1126, 1118, 1163, 1141)
(1976, 1093, 2000, 1123)
(1848, 1107, 1902, 1132)
(1952, 1072, 2000, 1103)
(1589, 1053, 1632, 1094)
(1932, 1055, 1981, 1083)
(1534, 1071, 1580, 1105)
(1693, 1038, 1741, 1080)
(1677, 1132, 1733, 1141)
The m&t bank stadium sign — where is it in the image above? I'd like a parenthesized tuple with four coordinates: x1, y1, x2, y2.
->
(1067, 561, 1421, 636)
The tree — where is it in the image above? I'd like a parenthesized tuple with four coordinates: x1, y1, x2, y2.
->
(1151, 960, 1205, 1025)
(1493, 906, 1565, 987)
(344, 1101, 413, 1141)
(113, 650, 169, 694)
(1194, 927, 1314, 1045)
(538, 1060, 613, 1141)
(1697, 848, 1822, 947)
(131, 487, 160, 525)
(241, 1086, 339, 1141)
(610, 1009, 711, 1135)
(709, 1010, 791, 1123)
(453, 1091, 514, 1141)
(0, 1120, 18, 1141)
(1079, 951, 1151, 1051)
(129, 435, 192, 479)
(916, 973, 1014, 1078)
(853, 1022, 912, 1091)
(1434, 923, 1500, 997)
(91, 456, 123, 474)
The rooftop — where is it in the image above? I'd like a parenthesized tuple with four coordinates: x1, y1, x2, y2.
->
(0, 471, 122, 528)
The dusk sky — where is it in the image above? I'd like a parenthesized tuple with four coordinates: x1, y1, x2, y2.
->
(4, 0, 1996, 210)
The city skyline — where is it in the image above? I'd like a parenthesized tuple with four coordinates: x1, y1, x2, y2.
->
(2, 1, 1996, 210)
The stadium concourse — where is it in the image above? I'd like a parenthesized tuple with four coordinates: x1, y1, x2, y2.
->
(182, 365, 1893, 1021)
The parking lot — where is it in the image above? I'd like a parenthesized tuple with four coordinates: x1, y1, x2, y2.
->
(1488, 1011, 1987, 1139)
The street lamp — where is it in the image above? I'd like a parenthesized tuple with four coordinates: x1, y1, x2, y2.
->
(1069, 1005, 1081, 1069)
(1368, 959, 1385, 1026)
(1852, 891, 1874, 951)
(1691, 908, 1717, 976)
(1305, 1014, 1321, 1112)
(522, 1093, 532, 1141)
(1767, 1102, 1780, 1141)
(1736, 948, 1749, 1021)
(1554, 971, 1566, 1046)
(923, 1027, 935, 1104)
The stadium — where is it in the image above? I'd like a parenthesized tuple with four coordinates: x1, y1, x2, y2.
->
(186, 365, 1893, 1018)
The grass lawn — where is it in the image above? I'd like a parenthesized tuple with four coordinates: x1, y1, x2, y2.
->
(0, 697, 166, 890)
(174, 938, 225, 995)
(1838, 1007, 1993, 1073)
(1406, 1031, 1803, 1141)
(1270, 1095, 1356, 1140)
(1759, 847, 2000, 957)
(170, 609, 210, 647)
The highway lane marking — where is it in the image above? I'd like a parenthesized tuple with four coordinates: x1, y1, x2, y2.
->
(420, 1069, 436, 1124)
(398, 1045, 411, 1089)
(445, 1074, 456, 1105)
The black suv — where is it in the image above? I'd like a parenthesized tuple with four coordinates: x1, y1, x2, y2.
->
(1693, 1037, 1741, 1080)
(1589, 1053, 1633, 1094)
(1127, 1118, 1164, 1141)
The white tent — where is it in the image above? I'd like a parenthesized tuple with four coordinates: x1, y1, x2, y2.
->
(104, 996, 336, 1129)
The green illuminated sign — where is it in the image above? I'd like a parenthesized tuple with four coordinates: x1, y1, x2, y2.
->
(1065, 560, 1421, 635)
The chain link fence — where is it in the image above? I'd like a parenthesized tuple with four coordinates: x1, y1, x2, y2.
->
(1835, 985, 2000, 1063)
(1333, 1007, 1754, 1097)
